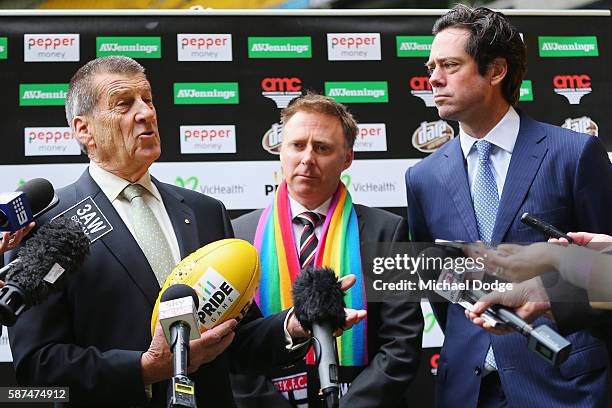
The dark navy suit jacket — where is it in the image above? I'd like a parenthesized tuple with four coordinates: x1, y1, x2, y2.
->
(9, 169, 296, 407)
(405, 112, 612, 408)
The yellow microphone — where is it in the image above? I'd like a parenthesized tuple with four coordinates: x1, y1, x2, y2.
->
(151, 239, 260, 336)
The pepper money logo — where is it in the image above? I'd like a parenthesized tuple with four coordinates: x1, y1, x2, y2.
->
(327, 33, 381, 61)
(96, 37, 161, 58)
(410, 76, 434, 107)
(261, 77, 302, 108)
(561, 116, 598, 137)
(174, 83, 239, 104)
(177, 34, 232, 61)
(0, 37, 7, 59)
(412, 120, 454, 153)
(24, 34, 79, 62)
(24, 127, 81, 156)
(539, 36, 598, 57)
(325, 81, 388, 103)
(248, 37, 312, 59)
(19, 84, 68, 106)
(262, 123, 284, 155)
(396, 36, 433, 57)
(553, 74, 592, 105)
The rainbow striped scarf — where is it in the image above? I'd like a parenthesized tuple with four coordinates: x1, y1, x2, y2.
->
(254, 181, 367, 366)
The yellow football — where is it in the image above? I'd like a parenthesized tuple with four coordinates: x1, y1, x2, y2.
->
(151, 238, 260, 336)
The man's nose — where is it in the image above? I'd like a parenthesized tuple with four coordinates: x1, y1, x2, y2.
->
(429, 67, 444, 88)
(135, 99, 155, 122)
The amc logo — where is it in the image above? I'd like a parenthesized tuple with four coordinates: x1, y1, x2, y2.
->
(261, 77, 302, 92)
(410, 76, 432, 91)
(553, 74, 591, 89)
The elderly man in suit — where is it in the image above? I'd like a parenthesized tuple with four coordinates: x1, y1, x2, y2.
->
(231, 92, 423, 408)
(8, 57, 363, 408)
(405, 5, 612, 408)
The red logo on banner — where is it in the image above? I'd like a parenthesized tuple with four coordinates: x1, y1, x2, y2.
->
(261, 77, 303, 108)
(553, 74, 592, 105)
(410, 76, 434, 107)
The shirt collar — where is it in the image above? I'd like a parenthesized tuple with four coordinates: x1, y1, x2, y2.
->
(88, 161, 160, 203)
(288, 195, 332, 220)
(459, 106, 520, 159)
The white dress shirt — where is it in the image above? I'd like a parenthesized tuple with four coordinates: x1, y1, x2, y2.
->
(460, 106, 521, 197)
(88, 161, 181, 266)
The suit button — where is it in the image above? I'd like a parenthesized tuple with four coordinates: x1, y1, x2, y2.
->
(474, 366, 482, 376)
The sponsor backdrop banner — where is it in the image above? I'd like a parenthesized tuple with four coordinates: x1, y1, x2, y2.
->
(0, 11, 609, 403)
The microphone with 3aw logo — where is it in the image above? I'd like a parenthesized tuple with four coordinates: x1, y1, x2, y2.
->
(0, 178, 58, 233)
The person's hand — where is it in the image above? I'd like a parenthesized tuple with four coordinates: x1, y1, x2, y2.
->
(0, 222, 35, 254)
(549, 232, 612, 248)
(465, 242, 561, 283)
(465, 277, 552, 335)
(286, 274, 367, 340)
(0, 280, 4, 289)
(141, 319, 237, 385)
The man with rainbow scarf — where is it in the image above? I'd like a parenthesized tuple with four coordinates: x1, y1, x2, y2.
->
(231, 93, 423, 408)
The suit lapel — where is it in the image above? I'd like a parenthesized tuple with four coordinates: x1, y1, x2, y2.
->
(75, 170, 160, 306)
(491, 114, 547, 244)
(437, 138, 480, 242)
(154, 178, 199, 258)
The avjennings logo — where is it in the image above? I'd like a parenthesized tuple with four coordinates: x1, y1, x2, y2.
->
(261, 77, 302, 108)
(553, 74, 592, 104)
(561, 116, 598, 137)
(248, 37, 311, 59)
(412, 120, 454, 153)
(262, 123, 284, 155)
(539, 36, 598, 57)
(327, 33, 381, 61)
(325, 81, 388, 103)
(24, 127, 80, 156)
(177, 34, 232, 61)
(96, 37, 161, 58)
(396, 36, 433, 57)
(174, 83, 239, 104)
(519, 80, 533, 102)
(19, 84, 68, 106)
(24, 34, 79, 62)
(410, 76, 433, 107)
(0, 37, 7, 59)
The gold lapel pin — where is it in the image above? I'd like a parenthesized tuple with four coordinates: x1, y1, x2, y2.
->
(184, 218, 191, 224)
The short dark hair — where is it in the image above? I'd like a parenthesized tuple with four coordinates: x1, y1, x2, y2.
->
(65, 56, 146, 153)
(281, 92, 358, 149)
(433, 5, 526, 106)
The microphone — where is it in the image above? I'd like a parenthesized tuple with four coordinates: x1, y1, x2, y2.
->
(159, 284, 200, 408)
(520, 212, 573, 243)
(292, 267, 345, 408)
(0, 178, 58, 233)
(0, 217, 90, 326)
(417, 246, 571, 366)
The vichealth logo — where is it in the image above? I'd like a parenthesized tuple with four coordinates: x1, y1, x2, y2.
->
(174, 83, 239, 104)
(396, 36, 433, 57)
(325, 81, 388, 103)
(0, 37, 7, 59)
(96, 37, 161, 58)
(248, 37, 311, 58)
(19, 84, 68, 106)
(539, 36, 598, 57)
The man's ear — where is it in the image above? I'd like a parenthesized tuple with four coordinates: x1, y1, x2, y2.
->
(73, 116, 94, 151)
(343, 148, 354, 171)
(489, 57, 508, 86)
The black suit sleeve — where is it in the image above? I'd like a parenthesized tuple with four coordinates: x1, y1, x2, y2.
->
(340, 215, 423, 408)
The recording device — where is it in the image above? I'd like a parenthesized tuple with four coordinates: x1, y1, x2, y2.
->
(0, 217, 90, 326)
(0, 178, 58, 233)
(520, 213, 573, 243)
(292, 267, 345, 408)
(159, 284, 201, 408)
(418, 246, 572, 366)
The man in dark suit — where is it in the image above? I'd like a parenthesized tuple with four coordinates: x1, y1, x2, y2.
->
(405, 5, 612, 408)
(231, 93, 423, 408)
(8, 57, 352, 407)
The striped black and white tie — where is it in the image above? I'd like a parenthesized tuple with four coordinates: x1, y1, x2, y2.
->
(295, 211, 324, 269)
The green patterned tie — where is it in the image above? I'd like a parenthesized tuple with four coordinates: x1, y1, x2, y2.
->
(122, 184, 175, 286)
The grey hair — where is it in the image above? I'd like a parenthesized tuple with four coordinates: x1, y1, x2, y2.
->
(65, 56, 146, 153)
